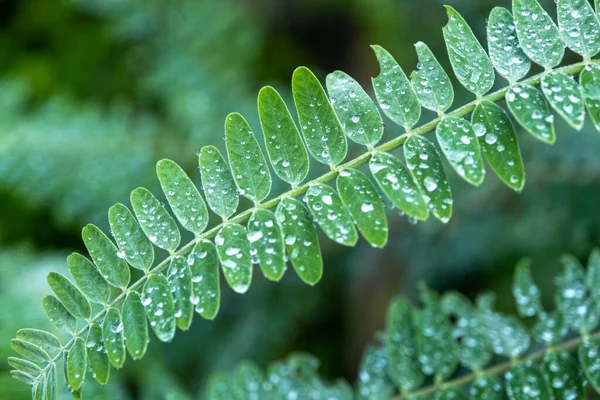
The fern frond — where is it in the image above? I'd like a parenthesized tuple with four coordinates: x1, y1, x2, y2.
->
(10, 0, 600, 398)
(209, 249, 600, 399)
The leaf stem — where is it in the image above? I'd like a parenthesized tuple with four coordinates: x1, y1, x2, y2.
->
(40, 59, 599, 377)
(395, 329, 600, 399)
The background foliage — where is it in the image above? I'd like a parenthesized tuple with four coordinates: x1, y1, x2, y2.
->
(2, 0, 600, 398)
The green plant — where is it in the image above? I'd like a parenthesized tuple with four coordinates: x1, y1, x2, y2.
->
(9, 0, 600, 398)
(207, 249, 600, 399)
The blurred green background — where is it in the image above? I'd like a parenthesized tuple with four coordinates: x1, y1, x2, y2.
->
(2, 0, 600, 398)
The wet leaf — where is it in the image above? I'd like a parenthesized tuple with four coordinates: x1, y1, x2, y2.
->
(443, 6, 494, 95)
(579, 64, 600, 132)
(506, 84, 555, 144)
(540, 71, 585, 130)
(327, 70, 384, 145)
(512, 0, 565, 69)
(472, 100, 525, 191)
(384, 297, 424, 391)
(337, 168, 388, 248)
(7, 357, 42, 377)
(276, 197, 323, 285)
(505, 361, 552, 400)
(557, 0, 600, 57)
(167, 256, 194, 330)
(247, 209, 286, 281)
(67, 253, 110, 304)
(513, 258, 542, 318)
(404, 134, 453, 223)
(306, 183, 358, 247)
(46, 272, 91, 320)
(542, 351, 584, 399)
(82, 224, 130, 289)
(215, 223, 253, 294)
(356, 345, 395, 400)
(579, 337, 600, 392)
(370, 45, 420, 129)
(122, 292, 148, 359)
(225, 113, 272, 203)
(188, 240, 221, 319)
(292, 66, 347, 165)
(108, 203, 154, 271)
(10, 339, 49, 364)
(42, 295, 76, 335)
(102, 307, 126, 368)
(198, 145, 239, 220)
(487, 7, 531, 82)
(410, 42, 454, 113)
(436, 116, 485, 186)
(470, 375, 504, 400)
(16, 329, 61, 358)
(67, 337, 86, 390)
(258, 86, 309, 185)
(142, 274, 176, 342)
(369, 151, 429, 221)
(131, 187, 181, 251)
(86, 323, 110, 385)
(157, 159, 209, 234)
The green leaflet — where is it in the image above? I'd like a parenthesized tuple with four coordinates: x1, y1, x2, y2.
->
(207, 373, 234, 399)
(225, 113, 272, 203)
(410, 42, 454, 113)
(441, 292, 491, 370)
(436, 116, 485, 186)
(108, 203, 154, 271)
(130, 187, 181, 251)
(587, 248, 600, 300)
(156, 159, 209, 234)
(472, 100, 525, 191)
(506, 84, 556, 144)
(487, 7, 531, 83)
(292, 66, 347, 165)
(369, 151, 429, 221)
(513, 258, 542, 317)
(480, 311, 531, 357)
(122, 292, 148, 359)
(327, 70, 384, 146)
(215, 223, 253, 294)
(370, 45, 420, 129)
(46, 363, 57, 400)
(356, 345, 395, 400)
(247, 209, 285, 281)
(579, 337, 600, 392)
(8, 357, 42, 377)
(557, 0, 600, 58)
(10, 339, 49, 364)
(42, 295, 76, 335)
(82, 223, 130, 288)
(142, 274, 176, 342)
(10, 370, 34, 385)
(542, 351, 584, 399)
(257, 86, 309, 185)
(305, 183, 358, 247)
(505, 361, 552, 400)
(414, 288, 458, 382)
(404, 134, 453, 223)
(167, 256, 194, 330)
(32, 377, 45, 400)
(275, 197, 323, 285)
(198, 145, 239, 220)
(46, 272, 91, 320)
(443, 6, 494, 95)
(540, 71, 585, 130)
(67, 337, 86, 390)
(67, 253, 110, 304)
(102, 307, 126, 368)
(86, 323, 110, 385)
(470, 376, 504, 400)
(232, 361, 265, 399)
(188, 240, 220, 319)
(512, 0, 565, 69)
(384, 297, 424, 391)
(532, 311, 568, 344)
(579, 64, 600, 132)
(16, 330, 60, 360)
(16, 329, 61, 358)
(337, 168, 388, 248)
